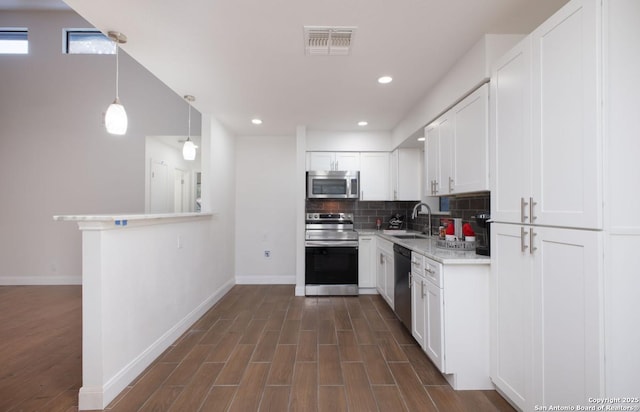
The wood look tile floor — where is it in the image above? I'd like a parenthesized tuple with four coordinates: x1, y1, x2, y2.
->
(0, 284, 516, 412)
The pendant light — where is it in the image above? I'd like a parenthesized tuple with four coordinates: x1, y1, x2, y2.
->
(105, 31, 128, 135)
(182, 95, 196, 161)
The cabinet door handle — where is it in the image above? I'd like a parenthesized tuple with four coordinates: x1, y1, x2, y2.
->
(449, 176, 454, 193)
(521, 197, 529, 223)
(530, 197, 538, 222)
(408, 272, 412, 288)
(421, 280, 425, 298)
(424, 267, 434, 274)
(380, 253, 384, 264)
(530, 228, 537, 255)
(434, 180, 439, 194)
(520, 226, 529, 252)
(335, 160, 339, 170)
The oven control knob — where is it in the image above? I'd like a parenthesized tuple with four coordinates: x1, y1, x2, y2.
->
(314, 213, 319, 219)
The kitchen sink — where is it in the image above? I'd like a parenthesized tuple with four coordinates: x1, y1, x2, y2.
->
(390, 234, 429, 239)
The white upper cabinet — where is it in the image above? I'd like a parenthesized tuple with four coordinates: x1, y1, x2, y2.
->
(306, 152, 360, 171)
(424, 123, 440, 196)
(491, 38, 533, 224)
(360, 152, 390, 201)
(530, 0, 601, 229)
(391, 148, 422, 201)
(451, 84, 489, 194)
(424, 112, 453, 196)
(425, 84, 488, 196)
(491, 0, 602, 229)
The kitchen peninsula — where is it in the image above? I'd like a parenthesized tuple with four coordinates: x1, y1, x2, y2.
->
(53, 212, 231, 411)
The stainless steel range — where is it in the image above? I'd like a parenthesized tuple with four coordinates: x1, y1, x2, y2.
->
(305, 213, 359, 296)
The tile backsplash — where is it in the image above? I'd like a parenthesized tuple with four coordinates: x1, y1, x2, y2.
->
(306, 192, 490, 240)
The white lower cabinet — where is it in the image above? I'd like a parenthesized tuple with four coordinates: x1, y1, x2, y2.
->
(410, 251, 491, 390)
(491, 223, 602, 410)
(375, 238, 394, 308)
(358, 235, 376, 288)
(424, 278, 444, 371)
(410, 253, 426, 345)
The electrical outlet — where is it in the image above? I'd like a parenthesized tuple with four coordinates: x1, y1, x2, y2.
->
(177, 236, 183, 249)
(264, 250, 271, 258)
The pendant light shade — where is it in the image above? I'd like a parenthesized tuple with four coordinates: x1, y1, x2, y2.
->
(182, 139, 196, 161)
(105, 98, 127, 135)
(183, 95, 197, 161)
(105, 31, 128, 135)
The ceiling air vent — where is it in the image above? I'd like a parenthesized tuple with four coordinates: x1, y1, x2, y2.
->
(304, 26, 356, 56)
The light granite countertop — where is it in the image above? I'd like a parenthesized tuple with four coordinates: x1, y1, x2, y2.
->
(357, 230, 490, 265)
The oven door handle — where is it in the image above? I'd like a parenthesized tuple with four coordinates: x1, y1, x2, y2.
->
(305, 241, 359, 248)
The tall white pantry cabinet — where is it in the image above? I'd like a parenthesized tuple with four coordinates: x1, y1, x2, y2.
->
(489, 0, 640, 410)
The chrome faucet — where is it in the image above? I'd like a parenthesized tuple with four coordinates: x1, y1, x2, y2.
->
(411, 202, 432, 236)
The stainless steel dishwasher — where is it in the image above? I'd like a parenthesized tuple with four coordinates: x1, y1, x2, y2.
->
(393, 243, 412, 329)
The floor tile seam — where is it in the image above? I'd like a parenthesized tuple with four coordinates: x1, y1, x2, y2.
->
(116, 364, 179, 412)
(218, 343, 259, 387)
(166, 356, 236, 411)
(386, 362, 430, 412)
(210, 381, 241, 412)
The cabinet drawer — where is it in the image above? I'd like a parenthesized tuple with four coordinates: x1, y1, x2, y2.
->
(424, 257, 443, 287)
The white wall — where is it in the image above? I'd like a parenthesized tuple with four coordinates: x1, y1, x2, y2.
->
(0, 10, 200, 284)
(144, 137, 201, 213)
(306, 130, 392, 152)
(391, 34, 524, 147)
(201, 114, 237, 285)
(234, 135, 297, 284)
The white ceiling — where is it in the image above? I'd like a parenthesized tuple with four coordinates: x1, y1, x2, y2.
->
(5, 0, 568, 139)
(0, 0, 68, 10)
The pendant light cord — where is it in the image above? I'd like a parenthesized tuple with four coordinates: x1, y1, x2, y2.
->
(187, 101, 192, 140)
(115, 43, 120, 100)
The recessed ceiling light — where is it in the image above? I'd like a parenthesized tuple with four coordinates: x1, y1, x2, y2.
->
(377, 76, 393, 84)
(358, 121, 368, 126)
(417, 136, 426, 142)
(251, 118, 263, 125)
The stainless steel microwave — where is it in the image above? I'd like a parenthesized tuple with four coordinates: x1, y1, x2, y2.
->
(307, 171, 360, 199)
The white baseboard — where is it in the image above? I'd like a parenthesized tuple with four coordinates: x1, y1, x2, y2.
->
(358, 287, 379, 295)
(235, 275, 296, 285)
(78, 278, 235, 411)
(0, 275, 82, 285)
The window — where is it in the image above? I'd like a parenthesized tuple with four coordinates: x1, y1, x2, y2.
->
(64, 29, 115, 54)
(0, 29, 28, 54)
